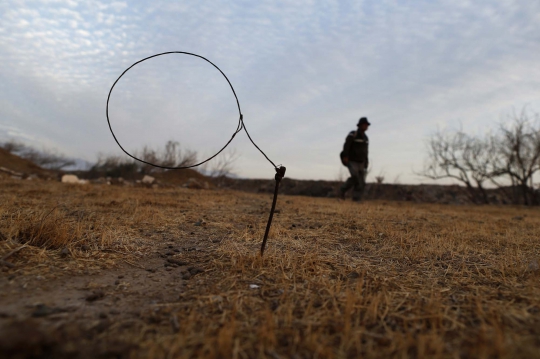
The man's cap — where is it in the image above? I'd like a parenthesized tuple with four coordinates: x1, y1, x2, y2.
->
(357, 117, 370, 126)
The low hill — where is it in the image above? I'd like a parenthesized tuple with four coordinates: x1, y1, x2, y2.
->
(0, 148, 57, 179)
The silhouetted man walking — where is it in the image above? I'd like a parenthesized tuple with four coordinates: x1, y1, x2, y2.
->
(340, 117, 370, 201)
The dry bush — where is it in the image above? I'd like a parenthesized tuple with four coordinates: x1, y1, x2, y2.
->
(492, 110, 540, 205)
(90, 140, 197, 179)
(89, 154, 139, 179)
(420, 128, 497, 204)
(199, 148, 240, 178)
(136, 140, 197, 174)
(0, 139, 25, 153)
(0, 139, 75, 170)
(421, 108, 540, 205)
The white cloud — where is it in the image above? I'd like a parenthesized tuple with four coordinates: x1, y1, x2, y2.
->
(76, 29, 90, 36)
(110, 2, 127, 11)
(0, 0, 539, 182)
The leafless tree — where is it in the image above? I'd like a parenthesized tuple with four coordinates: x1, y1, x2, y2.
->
(459, 133, 501, 203)
(421, 108, 540, 206)
(0, 139, 75, 170)
(491, 110, 540, 205)
(419, 128, 496, 204)
(200, 148, 240, 178)
(161, 140, 197, 168)
(23, 148, 76, 170)
(136, 140, 197, 174)
(0, 139, 25, 153)
(90, 141, 197, 178)
(89, 154, 138, 179)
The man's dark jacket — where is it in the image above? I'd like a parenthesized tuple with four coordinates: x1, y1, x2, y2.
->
(343, 130, 369, 167)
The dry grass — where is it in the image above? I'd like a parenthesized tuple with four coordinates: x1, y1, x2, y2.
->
(1, 176, 540, 358)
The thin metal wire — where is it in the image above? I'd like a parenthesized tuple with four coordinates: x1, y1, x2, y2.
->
(106, 51, 284, 257)
(241, 115, 278, 169)
(106, 51, 277, 170)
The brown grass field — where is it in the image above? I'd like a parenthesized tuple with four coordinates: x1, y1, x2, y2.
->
(1, 176, 540, 359)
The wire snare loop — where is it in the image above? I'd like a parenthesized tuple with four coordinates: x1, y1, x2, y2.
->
(106, 51, 284, 256)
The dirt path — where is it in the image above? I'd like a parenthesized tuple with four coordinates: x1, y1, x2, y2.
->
(0, 239, 212, 359)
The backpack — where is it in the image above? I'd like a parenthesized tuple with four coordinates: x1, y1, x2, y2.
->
(339, 150, 347, 166)
(339, 130, 356, 166)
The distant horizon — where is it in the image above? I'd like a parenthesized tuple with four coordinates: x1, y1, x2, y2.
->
(0, 133, 530, 187)
(0, 136, 458, 185)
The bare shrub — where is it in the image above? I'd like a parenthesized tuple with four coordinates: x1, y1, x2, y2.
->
(200, 148, 240, 178)
(162, 140, 198, 168)
(490, 109, 540, 205)
(136, 140, 197, 174)
(23, 148, 76, 170)
(89, 154, 139, 179)
(420, 128, 495, 203)
(90, 140, 197, 178)
(420, 108, 540, 205)
(0, 139, 25, 153)
(0, 139, 75, 170)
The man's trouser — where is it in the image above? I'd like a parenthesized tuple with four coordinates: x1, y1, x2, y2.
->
(340, 161, 366, 200)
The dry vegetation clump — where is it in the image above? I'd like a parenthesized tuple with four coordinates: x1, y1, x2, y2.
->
(1, 176, 540, 358)
(0, 179, 156, 270)
(15, 208, 85, 249)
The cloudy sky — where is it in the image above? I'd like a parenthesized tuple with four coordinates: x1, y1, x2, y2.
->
(1, 0, 539, 182)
